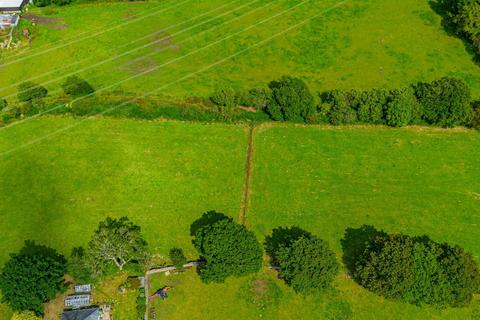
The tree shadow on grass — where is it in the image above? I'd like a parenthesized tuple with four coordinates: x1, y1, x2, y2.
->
(264, 226, 312, 265)
(428, 0, 480, 66)
(340, 225, 387, 277)
(189, 210, 231, 236)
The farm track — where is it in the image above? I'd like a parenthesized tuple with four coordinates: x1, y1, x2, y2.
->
(239, 124, 256, 225)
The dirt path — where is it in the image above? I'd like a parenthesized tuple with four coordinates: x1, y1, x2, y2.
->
(239, 124, 256, 224)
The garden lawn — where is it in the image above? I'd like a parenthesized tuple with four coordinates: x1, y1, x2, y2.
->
(0, 118, 248, 266)
(1, 0, 480, 103)
(248, 123, 480, 319)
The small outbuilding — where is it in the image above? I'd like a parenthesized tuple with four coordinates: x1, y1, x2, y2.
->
(0, 0, 28, 12)
(61, 307, 101, 320)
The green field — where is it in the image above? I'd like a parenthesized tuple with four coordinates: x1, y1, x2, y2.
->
(0, 118, 479, 319)
(1, 0, 480, 102)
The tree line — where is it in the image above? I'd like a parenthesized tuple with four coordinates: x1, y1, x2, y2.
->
(210, 75, 480, 129)
(2, 74, 480, 129)
(0, 212, 479, 317)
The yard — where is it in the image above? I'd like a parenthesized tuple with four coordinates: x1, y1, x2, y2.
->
(0, 0, 480, 102)
(0, 118, 479, 319)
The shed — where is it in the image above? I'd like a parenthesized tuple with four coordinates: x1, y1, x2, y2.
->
(61, 307, 101, 320)
(0, 0, 28, 12)
(65, 294, 91, 308)
(0, 13, 18, 28)
(75, 284, 92, 293)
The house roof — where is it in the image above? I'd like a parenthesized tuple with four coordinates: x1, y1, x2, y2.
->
(61, 308, 100, 320)
(0, 0, 26, 11)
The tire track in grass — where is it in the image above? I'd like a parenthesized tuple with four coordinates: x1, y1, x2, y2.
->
(239, 124, 256, 225)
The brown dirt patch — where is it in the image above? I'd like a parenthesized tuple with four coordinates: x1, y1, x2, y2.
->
(122, 56, 157, 75)
(152, 31, 180, 52)
(23, 14, 67, 30)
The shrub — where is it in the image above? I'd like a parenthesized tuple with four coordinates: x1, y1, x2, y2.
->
(356, 89, 389, 124)
(385, 87, 421, 127)
(0, 99, 7, 110)
(353, 230, 480, 307)
(17, 82, 47, 103)
(471, 101, 480, 129)
(266, 76, 315, 122)
(0, 241, 67, 315)
(62, 75, 95, 98)
(236, 88, 270, 109)
(169, 248, 187, 270)
(414, 77, 472, 127)
(210, 86, 237, 107)
(10, 311, 41, 320)
(192, 213, 263, 283)
(320, 90, 357, 125)
(276, 236, 338, 294)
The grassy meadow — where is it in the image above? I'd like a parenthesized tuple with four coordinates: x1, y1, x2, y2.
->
(0, 118, 248, 265)
(0, 0, 480, 102)
(0, 119, 479, 319)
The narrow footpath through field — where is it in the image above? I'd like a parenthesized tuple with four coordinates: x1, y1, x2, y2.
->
(238, 124, 256, 224)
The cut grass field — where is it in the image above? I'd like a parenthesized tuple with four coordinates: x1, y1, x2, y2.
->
(1, 0, 480, 102)
(0, 118, 479, 319)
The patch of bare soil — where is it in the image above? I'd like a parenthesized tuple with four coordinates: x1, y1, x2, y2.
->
(23, 13, 67, 30)
(122, 56, 157, 75)
(152, 31, 180, 52)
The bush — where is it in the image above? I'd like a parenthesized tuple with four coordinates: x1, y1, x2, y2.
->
(34, 0, 72, 6)
(320, 90, 357, 125)
(17, 82, 48, 103)
(414, 77, 472, 127)
(192, 213, 263, 283)
(169, 248, 187, 270)
(210, 86, 237, 107)
(236, 88, 270, 109)
(471, 101, 480, 129)
(266, 76, 315, 122)
(277, 236, 338, 294)
(10, 311, 41, 320)
(0, 99, 7, 110)
(385, 87, 421, 127)
(356, 89, 389, 124)
(353, 230, 480, 307)
(0, 241, 67, 315)
(62, 75, 95, 98)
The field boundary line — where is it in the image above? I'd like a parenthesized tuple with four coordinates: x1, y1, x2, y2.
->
(239, 124, 256, 225)
(0, 0, 349, 158)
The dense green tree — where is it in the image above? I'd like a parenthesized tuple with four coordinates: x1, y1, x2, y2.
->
(274, 235, 338, 294)
(320, 89, 357, 125)
(356, 89, 389, 124)
(353, 230, 480, 307)
(17, 82, 47, 103)
(266, 76, 315, 122)
(88, 217, 149, 271)
(62, 75, 95, 98)
(0, 241, 67, 315)
(210, 86, 237, 107)
(385, 87, 421, 127)
(414, 77, 472, 127)
(192, 213, 262, 282)
(169, 248, 187, 271)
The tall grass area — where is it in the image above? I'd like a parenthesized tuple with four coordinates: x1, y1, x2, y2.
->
(0, 0, 479, 103)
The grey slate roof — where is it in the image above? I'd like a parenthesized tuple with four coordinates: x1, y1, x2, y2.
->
(61, 308, 101, 320)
